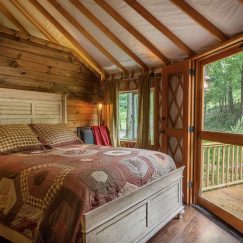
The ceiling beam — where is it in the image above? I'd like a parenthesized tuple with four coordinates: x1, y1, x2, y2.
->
(48, 0, 128, 74)
(170, 0, 228, 42)
(10, 0, 58, 43)
(69, 0, 148, 71)
(9, 1, 101, 77)
(0, 2, 29, 34)
(124, 0, 194, 56)
(94, 0, 170, 65)
(29, 0, 104, 76)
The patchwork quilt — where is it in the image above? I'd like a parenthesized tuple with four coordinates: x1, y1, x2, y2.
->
(0, 144, 176, 243)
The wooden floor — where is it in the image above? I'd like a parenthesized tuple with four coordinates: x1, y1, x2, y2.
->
(148, 206, 241, 243)
(201, 184, 243, 221)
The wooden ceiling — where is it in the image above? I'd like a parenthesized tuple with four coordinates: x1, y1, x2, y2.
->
(0, 0, 242, 78)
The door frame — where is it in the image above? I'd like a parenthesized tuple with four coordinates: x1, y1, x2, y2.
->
(192, 37, 243, 231)
(193, 42, 243, 203)
(161, 60, 194, 204)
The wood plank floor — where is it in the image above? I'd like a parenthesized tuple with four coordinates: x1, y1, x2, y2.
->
(148, 206, 241, 243)
(201, 184, 243, 221)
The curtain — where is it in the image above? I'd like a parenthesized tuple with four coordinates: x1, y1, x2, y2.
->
(137, 73, 150, 148)
(103, 79, 119, 146)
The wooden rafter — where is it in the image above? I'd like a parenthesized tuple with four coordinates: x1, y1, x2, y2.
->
(0, 2, 29, 34)
(94, 0, 170, 65)
(170, 0, 228, 42)
(10, 0, 58, 43)
(124, 0, 194, 56)
(69, 0, 148, 71)
(48, 0, 128, 74)
(29, 0, 104, 76)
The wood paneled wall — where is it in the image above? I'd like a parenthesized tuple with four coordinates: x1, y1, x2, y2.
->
(67, 100, 98, 131)
(0, 26, 99, 102)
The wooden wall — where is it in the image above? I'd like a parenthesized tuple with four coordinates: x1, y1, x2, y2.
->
(0, 26, 100, 130)
(67, 100, 98, 131)
(0, 26, 99, 102)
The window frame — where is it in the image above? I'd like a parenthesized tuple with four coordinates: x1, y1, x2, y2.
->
(198, 46, 243, 145)
(118, 90, 138, 141)
(118, 88, 156, 144)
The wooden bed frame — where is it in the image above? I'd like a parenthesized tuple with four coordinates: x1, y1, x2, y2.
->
(0, 88, 185, 243)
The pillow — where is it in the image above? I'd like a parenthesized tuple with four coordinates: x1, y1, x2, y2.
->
(30, 124, 83, 148)
(0, 124, 43, 154)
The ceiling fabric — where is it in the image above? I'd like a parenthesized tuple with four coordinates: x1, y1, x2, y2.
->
(0, 0, 242, 75)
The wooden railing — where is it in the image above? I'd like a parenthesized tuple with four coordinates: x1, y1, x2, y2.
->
(119, 140, 156, 150)
(119, 140, 137, 148)
(202, 142, 243, 191)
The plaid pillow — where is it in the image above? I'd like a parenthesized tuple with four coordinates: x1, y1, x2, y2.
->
(30, 124, 83, 148)
(0, 124, 43, 154)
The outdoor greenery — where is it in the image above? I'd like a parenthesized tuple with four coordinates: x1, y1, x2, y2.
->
(118, 90, 154, 142)
(204, 51, 243, 134)
(118, 92, 138, 140)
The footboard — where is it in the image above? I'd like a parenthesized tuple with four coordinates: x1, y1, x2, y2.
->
(81, 166, 185, 243)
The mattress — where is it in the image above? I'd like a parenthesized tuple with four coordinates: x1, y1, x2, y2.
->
(0, 144, 176, 243)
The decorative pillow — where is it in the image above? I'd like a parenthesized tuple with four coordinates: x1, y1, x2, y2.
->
(30, 124, 83, 148)
(0, 124, 43, 154)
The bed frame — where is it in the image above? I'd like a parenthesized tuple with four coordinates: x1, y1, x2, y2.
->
(0, 88, 185, 243)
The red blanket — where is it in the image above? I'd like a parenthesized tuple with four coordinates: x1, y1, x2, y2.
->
(91, 126, 111, 146)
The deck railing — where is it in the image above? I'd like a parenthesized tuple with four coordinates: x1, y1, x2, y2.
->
(202, 142, 243, 191)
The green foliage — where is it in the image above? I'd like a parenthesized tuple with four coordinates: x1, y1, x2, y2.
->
(118, 90, 154, 140)
(118, 93, 128, 131)
(118, 92, 138, 140)
(204, 52, 243, 134)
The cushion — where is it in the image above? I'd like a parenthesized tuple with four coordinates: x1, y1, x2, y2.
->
(0, 124, 43, 154)
(31, 124, 83, 148)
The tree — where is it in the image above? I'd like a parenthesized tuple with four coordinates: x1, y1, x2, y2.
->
(204, 51, 243, 133)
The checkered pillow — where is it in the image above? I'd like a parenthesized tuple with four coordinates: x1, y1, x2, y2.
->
(30, 124, 83, 148)
(0, 124, 43, 154)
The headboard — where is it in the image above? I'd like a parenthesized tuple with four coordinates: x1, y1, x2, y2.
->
(0, 88, 67, 124)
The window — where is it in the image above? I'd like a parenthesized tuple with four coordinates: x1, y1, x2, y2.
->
(118, 90, 154, 142)
(118, 92, 138, 140)
(203, 51, 243, 134)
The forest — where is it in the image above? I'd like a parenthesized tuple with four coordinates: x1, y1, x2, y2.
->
(204, 51, 243, 134)
(118, 92, 138, 140)
(118, 91, 154, 141)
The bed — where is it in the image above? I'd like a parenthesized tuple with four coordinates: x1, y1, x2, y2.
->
(0, 88, 184, 243)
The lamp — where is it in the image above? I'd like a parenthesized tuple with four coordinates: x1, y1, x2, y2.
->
(97, 102, 103, 125)
(97, 103, 103, 111)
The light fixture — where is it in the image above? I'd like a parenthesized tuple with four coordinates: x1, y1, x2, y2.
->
(97, 103, 103, 111)
(97, 102, 103, 125)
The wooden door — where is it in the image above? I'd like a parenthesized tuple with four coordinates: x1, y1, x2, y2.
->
(161, 60, 193, 204)
(195, 47, 243, 232)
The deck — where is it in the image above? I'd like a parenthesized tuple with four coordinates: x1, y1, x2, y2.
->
(201, 184, 243, 221)
(201, 142, 243, 232)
